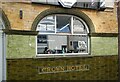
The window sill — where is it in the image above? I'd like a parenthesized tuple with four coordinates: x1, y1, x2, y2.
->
(36, 53, 89, 58)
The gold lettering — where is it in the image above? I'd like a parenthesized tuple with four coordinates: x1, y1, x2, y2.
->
(67, 66, 76, 71)
(41, 68, 47, 72)
(67, 66, 71, 71)
(47, 67, 51, 72)
(71, 66, 76, 70)
(50, 68, 56, 72)
(42, 67, 50, 72)
(39, 64, 89, 74)
(78, 65, 83, 70)
(55, 67, 59, 71)
(75, 66, 80, 70)
(59, 66, 65, 71)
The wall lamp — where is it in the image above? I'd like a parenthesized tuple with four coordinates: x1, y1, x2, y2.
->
(19, 9, 23, 19)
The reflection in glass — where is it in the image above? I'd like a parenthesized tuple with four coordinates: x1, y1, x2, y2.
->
(37, 16, 55, 33)
(36, 15, 89, 55)
(56, 15, 71, 33)
(73, 17, 87, 34)
(37, 35, 88, 54)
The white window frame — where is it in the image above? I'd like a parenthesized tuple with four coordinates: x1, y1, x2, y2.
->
(36, 14, 90, 57)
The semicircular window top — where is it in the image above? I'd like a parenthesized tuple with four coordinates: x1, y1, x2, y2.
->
(36, 14, 90, 57)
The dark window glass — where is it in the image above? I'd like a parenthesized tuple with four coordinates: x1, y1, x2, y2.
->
(56, 15, 71, 33)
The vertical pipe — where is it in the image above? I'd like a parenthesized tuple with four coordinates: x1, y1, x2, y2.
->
(0, 12, 6, 81)
(0, 31, 3, 82)
(2, 32, 6, 80)
(0, 16, 3, 82)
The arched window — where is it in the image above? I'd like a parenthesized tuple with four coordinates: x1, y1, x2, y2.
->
(36, 14, 89, 57)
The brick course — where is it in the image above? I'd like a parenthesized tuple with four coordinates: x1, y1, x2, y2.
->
(7, 56, 118, 80)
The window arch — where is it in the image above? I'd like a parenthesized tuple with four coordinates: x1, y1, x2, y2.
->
(0, 9, 11, 30)
(36, 14, 90, 57)
(0, 16, 5, 29)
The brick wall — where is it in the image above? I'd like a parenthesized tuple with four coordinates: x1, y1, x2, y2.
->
(7, 56, 118, 80)
(1, 2, 118, 33)
(2, 2, 118, 80)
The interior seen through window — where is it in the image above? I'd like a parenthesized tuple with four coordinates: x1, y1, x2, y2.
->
(36, 15, 89, 56)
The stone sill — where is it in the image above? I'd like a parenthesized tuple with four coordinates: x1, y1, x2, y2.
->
(6, 54, 118, 60)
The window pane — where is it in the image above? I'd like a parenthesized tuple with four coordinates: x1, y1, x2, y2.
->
(37, 16, 55, 33)
(68, 35, 88, 53)
(56, 15, 71, 33)
(37, 35, 88, 54)
(37, 35, 48, 54)
(73, 17, 87, 34)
